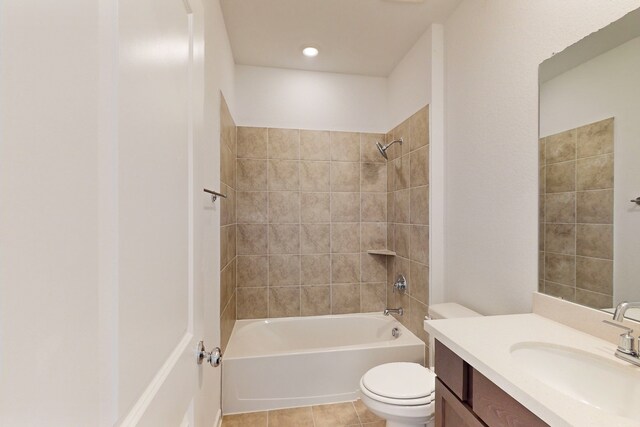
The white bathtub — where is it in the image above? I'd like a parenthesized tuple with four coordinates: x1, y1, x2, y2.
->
(222, 313, 425, 414)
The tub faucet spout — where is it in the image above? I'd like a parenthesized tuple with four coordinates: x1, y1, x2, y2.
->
(384, 307, 403, 316)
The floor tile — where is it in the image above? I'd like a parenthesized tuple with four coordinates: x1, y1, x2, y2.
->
(221, 411, 268, 427)
(353, 399, 383, 423)
(312, 402, 361, 426)
(268, 406, 314, 427)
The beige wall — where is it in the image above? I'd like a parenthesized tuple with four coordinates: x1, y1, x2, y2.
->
(385, 106, 431, 359)
(539, 118, 614, 309)
(220, 95, 237, 351)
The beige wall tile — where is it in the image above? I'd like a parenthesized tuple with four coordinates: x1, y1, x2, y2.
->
(268, 407, 314, 427)
(545, 192, 575, 224)
(269, 287, 300, 318)
(268, 159, 299, 191)
(394, 291, 411, 328)
(545, 129, 576, 164)
(410, 261, 428, 304)
(361, 253, 387, 283)
(236, 191, 268, 223)
(394, 189, 410, 224)
(331, 254, 360, 283)
(576, 154, 613, 191)
(385, 131, 401, 161)
(387, 193, 395, 226)
(300, 192, 330, 223)
(330, 132, 360, 161)
(237, 127, 267, 159)
(576, 256, 613, 295)
(410, 297, 429, 343)
(546, 161, 575, 193)
(575, 288, 612, 310)
(331, 222, 360, 253)
(410, 225, 429, 265)
(396, 119, 412, 157)
(237, 159, 267, 191)
(331, 192, 360, 222)
(269, 224, 300, 254)
(220, 184, 235, 226)
(544, 281, 575, 302)
(410, 146, 429, 187)
(361, 163, 386, 192)
(331, 161, 360, 192)
(220, 292, 236, 352)
(410, 106, 429, 152)
(544, 224, 575, 255)
(387, 161, 395, 192)
(220, 258, 236, 311)
(577, 118, 613, 158)
(387, 223, 395, 252)
(237, 224, 268, 255)
(268, 128, 299, 160)
(361, 222, 387, 250)
(361, 133, 386, 163)
(544, 253, 575, 286)
(269, 191, 300, 223)
(539, 138, 546, 164)
(361, 282, 386, 312)
(300, 130, 330, 161)
(221, 144, 235, 188)
(269, 255, 300, 286)
(220, 225, 236, 267)
(410, 186, 429, 225)
(361, 193, 387, 222)
(576, 189, 613, 224)
(395, 155, 410, 190)
(539, 165, 546, 193)
(300, 161, 330, 191)
(237, 256, 268, 287)
(395, 224, 410, 258)
(331, 284, 360, 314)
(301, 254, 331, 285)
(301, 285, 330, 316)
(301, 224, 330, 254)
(576, 224, 613, 259)
(237, 287, 268, 319)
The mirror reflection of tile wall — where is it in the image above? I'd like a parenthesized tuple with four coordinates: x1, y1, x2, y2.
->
(539, 118, 614, 309)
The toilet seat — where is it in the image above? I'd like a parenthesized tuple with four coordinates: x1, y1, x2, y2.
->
(360, 362, 436, 406)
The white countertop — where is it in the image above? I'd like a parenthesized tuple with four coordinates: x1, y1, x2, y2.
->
(425, 313, 640, 427)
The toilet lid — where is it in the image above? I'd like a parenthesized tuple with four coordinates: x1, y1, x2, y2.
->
(362, 362, 436, 400)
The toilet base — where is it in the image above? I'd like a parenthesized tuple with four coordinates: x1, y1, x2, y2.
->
(386, 419, 434, 427)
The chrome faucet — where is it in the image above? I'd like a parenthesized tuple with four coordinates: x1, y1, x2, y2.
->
(612, 301, 640, 321)
(603, 301, 640, 367)
(384, 307, 403, 316)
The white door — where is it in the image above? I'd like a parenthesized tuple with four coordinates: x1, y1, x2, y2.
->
(0, 0, 219, 425)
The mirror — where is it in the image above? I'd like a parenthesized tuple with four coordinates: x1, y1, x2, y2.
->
(538, 8, 640, 316)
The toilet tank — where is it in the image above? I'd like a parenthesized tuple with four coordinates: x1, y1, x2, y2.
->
(426, 303, 482, 369)
(428, 303, 482, 320)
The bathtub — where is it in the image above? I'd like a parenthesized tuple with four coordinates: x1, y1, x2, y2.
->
(222, 313, 425, 414)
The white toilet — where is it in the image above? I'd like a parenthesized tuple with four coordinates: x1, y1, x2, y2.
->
(359, 303, 482, 427)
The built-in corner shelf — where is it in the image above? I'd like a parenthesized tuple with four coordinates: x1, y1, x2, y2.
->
(367, 249, 396, 256)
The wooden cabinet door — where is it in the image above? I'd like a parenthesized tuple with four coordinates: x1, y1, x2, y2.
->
(436, 379, 487, 427)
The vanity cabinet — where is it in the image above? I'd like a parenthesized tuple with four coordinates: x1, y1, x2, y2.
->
(434, 340, 548, 427)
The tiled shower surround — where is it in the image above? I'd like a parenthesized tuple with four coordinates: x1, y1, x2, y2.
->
(539, 118, 614, 309)
(220, 104, 430, 354)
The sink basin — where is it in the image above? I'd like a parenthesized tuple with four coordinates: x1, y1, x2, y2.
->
(511, 342, 640, 422)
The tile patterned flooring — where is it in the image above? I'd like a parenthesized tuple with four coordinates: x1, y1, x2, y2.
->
(221, 400, 385, 427)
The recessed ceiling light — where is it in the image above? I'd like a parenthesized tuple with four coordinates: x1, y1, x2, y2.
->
(302, 47, 319, 57)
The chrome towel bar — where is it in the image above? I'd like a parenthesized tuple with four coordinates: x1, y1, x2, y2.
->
(203, 188, 227, 202)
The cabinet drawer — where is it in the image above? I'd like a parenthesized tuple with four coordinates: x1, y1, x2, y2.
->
(434, 339, 469, 401)
(471, 369, 548, 427)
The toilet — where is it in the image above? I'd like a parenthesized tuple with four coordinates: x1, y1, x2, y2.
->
(359, 303, 482, 427)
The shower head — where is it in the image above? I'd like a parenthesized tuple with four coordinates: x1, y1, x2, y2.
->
(375, 138, 403, 159)
(376, 141, 388, 159)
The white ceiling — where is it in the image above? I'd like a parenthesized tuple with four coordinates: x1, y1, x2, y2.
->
(220, 0, 462, 77)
